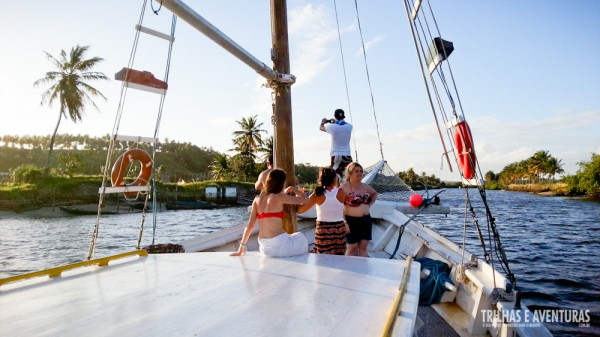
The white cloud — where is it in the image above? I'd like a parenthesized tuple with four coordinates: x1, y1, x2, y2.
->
(355, 35, 385, 57)
(288, 4, 339, 87)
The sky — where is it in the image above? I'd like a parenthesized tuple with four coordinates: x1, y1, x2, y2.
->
(1, 0, 599, 181)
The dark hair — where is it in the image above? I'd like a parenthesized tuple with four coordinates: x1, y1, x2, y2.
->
(263, 169, 286, 195)
(266, 155, 273, 166)
(315, 167, 336, 196)
(334, 109, 345, 120)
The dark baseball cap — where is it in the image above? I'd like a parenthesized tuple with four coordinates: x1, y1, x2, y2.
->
(334, 109, 345, 119)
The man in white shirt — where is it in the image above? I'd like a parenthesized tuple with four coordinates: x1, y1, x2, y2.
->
(320, 109, 353, 176)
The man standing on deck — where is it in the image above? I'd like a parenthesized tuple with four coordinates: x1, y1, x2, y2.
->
(320, 109, 353, 177)
(255, 155, 273, 191)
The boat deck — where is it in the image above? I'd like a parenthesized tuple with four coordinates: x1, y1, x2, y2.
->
(1, 252, 420, 337)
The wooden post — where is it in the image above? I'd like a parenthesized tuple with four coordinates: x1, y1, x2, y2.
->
(271, 0, 296, 233)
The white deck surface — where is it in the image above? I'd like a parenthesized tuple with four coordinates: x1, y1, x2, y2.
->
(1, 252, 420, 337)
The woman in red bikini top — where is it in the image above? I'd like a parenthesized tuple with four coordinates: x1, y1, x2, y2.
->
(230, 169, 309, 256)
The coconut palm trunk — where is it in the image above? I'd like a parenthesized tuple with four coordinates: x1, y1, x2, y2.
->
(46, 110, 63, 169)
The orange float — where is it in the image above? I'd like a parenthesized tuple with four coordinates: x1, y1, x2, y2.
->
(111, 149, 153, 197)
(454, 120, 477, 179)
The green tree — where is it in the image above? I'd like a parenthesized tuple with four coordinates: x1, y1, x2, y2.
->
(397, 168, 443, 189)
(257, 135, 274, 163)
(545, 157, 564, 181)
(564, 153, 600, 199)
(11, 164, 44, 184)
(209, 153, 232, 180)
(398, 168, 419, 185)
(231, 116, 266, 180)
(57, 151, 82, 177)
(527, 150, 551, 182)
(33, 45, 108, 170)
(295, 163, 319, 185)
(232, 115, 265, 154)
(484, 170, 497, 182)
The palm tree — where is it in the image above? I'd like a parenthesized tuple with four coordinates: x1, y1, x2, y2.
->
(209, 153, 232, 180)
(34, 45, 108, 169)
(527, 150, 550, 182)
(257, 135, 274, 162)
(231, 115, 266, 180)
(232, 116, 266, 151)
(545, 157, 564, 181)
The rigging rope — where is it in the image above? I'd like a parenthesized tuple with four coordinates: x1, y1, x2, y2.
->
(352, 0, 384, 160)
(88, 0, 176, 258)
(331, 2, 418, 199)
(403, 0, 516, 289)
(151, 14, 177, 245)
(88, 0, 150, 260)
(332, 0, 358, 161)
(151, 0, 162, 15)
(416, 257, 454, 305)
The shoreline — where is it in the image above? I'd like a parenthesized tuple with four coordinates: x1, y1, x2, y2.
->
(0, 204, 150, 219)
(506, 183, 569, 196)
(0, 206, 71, 218)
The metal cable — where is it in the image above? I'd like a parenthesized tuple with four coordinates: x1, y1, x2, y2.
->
(150, 14, 177, 245)
(403, 0, 516, 289)
(88, 0, 148, 260)
(332, 0, 358, 161)
(353, 0, 384, 160)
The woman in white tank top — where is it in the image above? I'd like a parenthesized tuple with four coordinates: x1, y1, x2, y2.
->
(298, 168, 348, 255)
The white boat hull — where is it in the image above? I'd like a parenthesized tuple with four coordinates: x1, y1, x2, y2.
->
(189, 201, 551, 337)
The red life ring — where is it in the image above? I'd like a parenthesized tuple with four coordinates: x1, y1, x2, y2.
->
(454, 121, 477, 179)
(111, 149, 153, 196)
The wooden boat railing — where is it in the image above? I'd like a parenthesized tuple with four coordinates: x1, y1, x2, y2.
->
(381, 256, 414, 337)
(0, 249, 148, 287)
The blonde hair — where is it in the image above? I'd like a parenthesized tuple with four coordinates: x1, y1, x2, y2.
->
(344, 162, 363, 182)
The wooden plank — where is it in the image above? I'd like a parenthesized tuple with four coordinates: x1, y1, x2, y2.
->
(114, 134, 158, 144)
(136, 24, 175, 42)
(124, 81, 167, 95)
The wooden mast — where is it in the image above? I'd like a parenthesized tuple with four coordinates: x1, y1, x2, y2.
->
(271, 0, 297, 233)
(156, 0, 297, 231)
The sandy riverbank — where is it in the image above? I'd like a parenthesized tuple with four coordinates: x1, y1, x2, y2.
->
(0, 206, 71, 218)
(0, 204, 150, 218)
(506, 183, 568, 196)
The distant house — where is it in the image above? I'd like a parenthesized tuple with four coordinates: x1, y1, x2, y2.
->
(516, 178, 532, 184)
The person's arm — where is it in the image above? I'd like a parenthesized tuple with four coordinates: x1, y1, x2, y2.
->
(283, 186, 310, 205)
(336, 187, 346, 203)
(320, 118, 329, 132)
(230, 198, 258, 256)
(364, 183, 378, 206)
(254, 170, 267, 190)
(297, 192, 318, 214)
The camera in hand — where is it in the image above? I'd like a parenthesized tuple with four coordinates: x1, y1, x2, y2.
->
(322, 118, 335, 124)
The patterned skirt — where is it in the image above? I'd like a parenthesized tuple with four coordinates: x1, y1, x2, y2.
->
(314, 220, 347, 255)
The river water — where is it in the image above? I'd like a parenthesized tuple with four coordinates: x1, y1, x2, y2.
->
(0, 189, 598, 336)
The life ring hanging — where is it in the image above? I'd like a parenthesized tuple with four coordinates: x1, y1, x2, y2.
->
(111, 149, 153, 197)
(453, 120, 477, 179)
